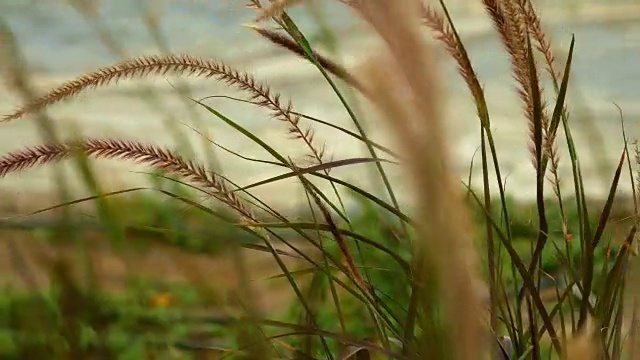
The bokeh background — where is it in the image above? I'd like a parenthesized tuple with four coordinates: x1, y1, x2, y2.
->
(0, 0, 639, 358)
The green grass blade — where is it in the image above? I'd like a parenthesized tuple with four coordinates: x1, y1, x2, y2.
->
(251, 221, 410, 273)
(198, 94, 398, 158)
(524, 31, 549, 281)
(278, 13, 404, 229)
(234, 157, 395, 193)
(308, 172, 411, 223)
(465, 184, 562, 353)
(545, 36, 575, 156)
(592, 150, 626, 249)
(194, 100, 350, 221)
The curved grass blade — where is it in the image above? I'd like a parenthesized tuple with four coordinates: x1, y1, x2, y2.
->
(308, 172, 411, 223)
(150, 187, 335, 355)
(250, 221, 410, 272)
(180, 120, 285, 167)
(198, 95, 398, 158)
(591, 150, 626, 249)
(464, 183, 562, 353)
(515, 35, 577, 316)
(0, 187, 152, 220)
(125, 224, 301, 258)
(338, 345, 371, 360)
(247, 25, 363, 92)
(278, 12, 403, 239)
(235, 157, 396, 192)
(524, 32, 550, 309)
(294, 112, 398, 158)
(616, 103, 638, 214)
(194, 100, 287, 164)
(252, 319, 408, 360)
(155, 173, 403, 332)
(228, 331, 394, 360)
(544, 35, 575, 159)
(193, 99, 350, 222)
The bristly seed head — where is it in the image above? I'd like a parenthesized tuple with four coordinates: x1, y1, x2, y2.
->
(0, 138, 253, 219)
(2, 53, 327, 165)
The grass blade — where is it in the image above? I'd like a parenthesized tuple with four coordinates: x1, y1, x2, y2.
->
(234, 157, 395, 192)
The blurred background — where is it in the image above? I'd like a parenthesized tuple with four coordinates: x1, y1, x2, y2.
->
(0, 0, 638, 358)
(1, 0, 639, 206)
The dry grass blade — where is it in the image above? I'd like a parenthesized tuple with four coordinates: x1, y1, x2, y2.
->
(299, 175, 367, 291)
(353, 0, 486, 358)
(247, 25, 364, 92)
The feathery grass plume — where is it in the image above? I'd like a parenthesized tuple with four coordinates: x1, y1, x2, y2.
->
(483, 0, 549, 161)
(247, 25, 364, 92)
(519, 0, 559, 82)
(352, 0, 486, 358)
(70, 0, 218, 164)
(562, 317, 601, 360)
(0, 138, 253, 220)
(420, 4, 481, 101)
(255, 0, 304, 22)
(2, 54, 326, 163)
(483, 1, 557, 309)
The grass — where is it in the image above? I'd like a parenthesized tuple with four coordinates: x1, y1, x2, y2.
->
(0, 0, 638, 359)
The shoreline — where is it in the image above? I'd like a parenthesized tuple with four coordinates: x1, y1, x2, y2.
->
(0, 3, 638, 211)
(8, 2, 640, 83)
